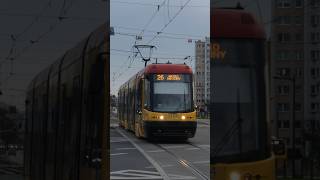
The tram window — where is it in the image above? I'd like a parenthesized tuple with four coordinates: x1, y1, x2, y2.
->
(144, 79, 150, 109)
(153, 82, 192, 112)
(137, 80, 142, 109)
(212, 66, 260, 156)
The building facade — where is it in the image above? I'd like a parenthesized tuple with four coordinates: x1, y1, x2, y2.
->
(271, 0, 320, 176)
(195, 37, 210, 116)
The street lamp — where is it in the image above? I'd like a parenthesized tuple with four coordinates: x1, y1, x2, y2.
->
(273, 75, 296, 177)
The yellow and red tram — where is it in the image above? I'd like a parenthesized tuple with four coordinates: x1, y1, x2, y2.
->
(118, 63, 197, 139)
(210, 8, 283, 179)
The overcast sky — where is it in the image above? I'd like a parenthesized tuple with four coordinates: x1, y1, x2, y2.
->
(0, 0, 271, 109)
(110, 0, 210, 95)
(0, 0, 106, 110)
(110, 0, 271, 95)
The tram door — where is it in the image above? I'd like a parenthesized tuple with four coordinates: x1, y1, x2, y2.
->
(135, 79, 143, 136)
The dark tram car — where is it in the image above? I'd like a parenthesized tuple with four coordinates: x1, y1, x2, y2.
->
(24, 24, 109, 180)
(211, 8, 275, 179)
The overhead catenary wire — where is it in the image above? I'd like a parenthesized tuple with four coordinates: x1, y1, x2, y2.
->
(1, 0, 77, 87)
(113, 25, 206, 38)
(115, 31, 203, 41)
(0, 12, 105, 21)
(111, 0, 208, 8)
(112, 0, 166, 82)
(137, 0, 166, 38)
(111, 0, 205, 91)
(146, 0, 192, 44)
(2, 0, 54, 66)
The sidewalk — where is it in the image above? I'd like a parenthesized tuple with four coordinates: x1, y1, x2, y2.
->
(197, 118, 210, 126)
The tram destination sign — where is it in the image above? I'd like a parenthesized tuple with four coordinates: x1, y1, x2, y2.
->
(155, 74, 182, 81)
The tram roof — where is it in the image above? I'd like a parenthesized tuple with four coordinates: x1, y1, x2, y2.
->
(144, 63, 193, 74)
(211, 8, 266, 39)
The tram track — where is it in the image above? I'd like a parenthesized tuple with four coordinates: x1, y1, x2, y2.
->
(116, 128, 171, 180)
(187, 142, 210, 152)
(152, 143, 209, 180)
(113, 127, 209, 180)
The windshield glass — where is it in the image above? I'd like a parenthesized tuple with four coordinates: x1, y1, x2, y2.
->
(152, 81, 192, 112)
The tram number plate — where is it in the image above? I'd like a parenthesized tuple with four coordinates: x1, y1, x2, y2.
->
(169, 114, 178, 119)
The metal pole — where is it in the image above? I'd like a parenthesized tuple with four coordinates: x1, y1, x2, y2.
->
(311, 120, 314, 179)
(276, 107, 279, 137)
(292, 76, 296, 177)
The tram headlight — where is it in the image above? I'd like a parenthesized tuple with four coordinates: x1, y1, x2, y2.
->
(181, 115, 186, 120)
(230, 172, 241, 180)
(159, 115, 164, 120)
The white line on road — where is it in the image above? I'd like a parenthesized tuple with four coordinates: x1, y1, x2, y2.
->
(116, 129, 171, 180)
(198, 145, 210, 148)
(162, 145, 186, 149)
(116, 147, 136, 150)
(111, 169, 197, 180)
(111, 153, 128, 156)
(111, 137, 129, 143)
(146, 164, 175, 169)
(147, 150, 165, 153)
(186, 147, 200, 151)
(197, 124, 209, 128)
(111, 169, 162, 179)
(192, 161, 210, 164)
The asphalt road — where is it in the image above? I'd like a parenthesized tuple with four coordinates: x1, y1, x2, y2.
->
(110, 119, 210, 180)
(0, 150, 23, 180)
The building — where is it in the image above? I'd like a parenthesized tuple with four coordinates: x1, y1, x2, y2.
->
(271, 0, 320, 176)
(195, 37, 210, 117)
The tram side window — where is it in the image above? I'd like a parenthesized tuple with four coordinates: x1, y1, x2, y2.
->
(137, 80, 142, 110)
(144, 78, 150, 110)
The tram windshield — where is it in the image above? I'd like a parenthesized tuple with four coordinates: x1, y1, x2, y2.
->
(211, 39, 268, 163)
(151, 74, 193, 112)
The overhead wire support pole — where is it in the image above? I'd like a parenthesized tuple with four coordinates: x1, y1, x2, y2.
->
(133, 45, 156, 67)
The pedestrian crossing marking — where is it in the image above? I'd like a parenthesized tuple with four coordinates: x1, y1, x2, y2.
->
(110, 169, 196, 180)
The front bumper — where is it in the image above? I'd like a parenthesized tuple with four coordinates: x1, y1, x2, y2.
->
(144, 121, 197, 138)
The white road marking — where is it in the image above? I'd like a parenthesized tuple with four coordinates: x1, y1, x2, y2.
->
(197, 124, 209, 128)
(198, 145, 210, 148)
(146, 164, 175, 169)
(192, 161, 210, 164)
(116, 129, 171, 180)
(111, 169, 162, 179)
(186, 147, 200, 151)
(147, 150, 165, 153)
(110, 169, 196, 180)
(111, 153, 128, 156)
(162, 145, 186, 149)
(111, 123, 119, 128)
(116, 147, 136, 150)
(110, 137, 128, 143)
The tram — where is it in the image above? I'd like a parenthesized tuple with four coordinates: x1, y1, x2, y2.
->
(210, 8, 284, 179)
(24, 24, 109, 180)
(118, 63, 197, 139)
